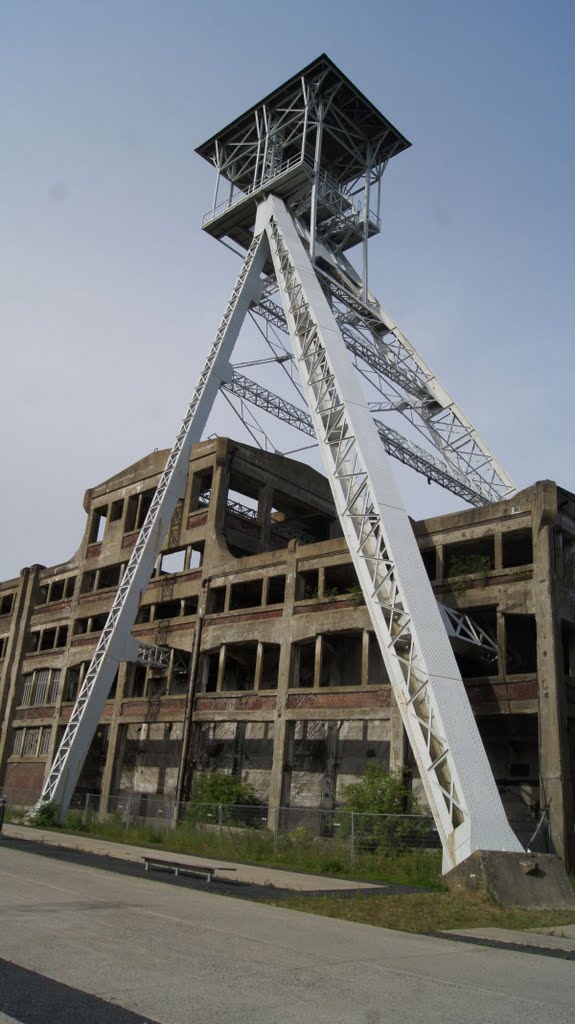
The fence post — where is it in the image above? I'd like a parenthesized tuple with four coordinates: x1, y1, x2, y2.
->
(350, 812, 355, 869)
(82, 793, 90, 825)
(218, 803, 223, 845)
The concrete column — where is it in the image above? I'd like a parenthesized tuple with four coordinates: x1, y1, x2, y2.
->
(257, 483, 274, 550)
(254, 641, 264, 691)
(216, 645, 226, 692)
(268, 541, 297, 818)
(361, 629, 369, 686)
(313, 635, 322, 687)
(389, 697, 405, 772)
(532, 482, 575, 870)
(494, 532, 503, 571)
(0, 566, 41, 781)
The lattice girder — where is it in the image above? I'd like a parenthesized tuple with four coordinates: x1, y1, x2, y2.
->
(261, 194, 521, 868)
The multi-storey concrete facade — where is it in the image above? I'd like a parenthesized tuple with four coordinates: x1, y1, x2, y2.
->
(1, 438, 574, 866)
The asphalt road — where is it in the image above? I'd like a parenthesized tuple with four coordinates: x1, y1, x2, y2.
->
(1, 843, 574, 1024)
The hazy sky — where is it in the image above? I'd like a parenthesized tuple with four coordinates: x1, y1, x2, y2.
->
(1, 0, 574, 580)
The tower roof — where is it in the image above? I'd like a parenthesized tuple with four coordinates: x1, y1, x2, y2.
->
(196, 54, 410, 190)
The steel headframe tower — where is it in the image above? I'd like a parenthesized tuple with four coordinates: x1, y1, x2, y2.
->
(38, 55, 522, 872)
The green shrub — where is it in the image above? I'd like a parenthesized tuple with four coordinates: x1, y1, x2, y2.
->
(191, 772, 259, 807)
(30, 801, 60, 828)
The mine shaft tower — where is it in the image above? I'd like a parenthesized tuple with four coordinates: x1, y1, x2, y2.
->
(39, 55, 524, 872)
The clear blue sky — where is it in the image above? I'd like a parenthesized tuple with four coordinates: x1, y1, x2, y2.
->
(1, 0, 574, 579)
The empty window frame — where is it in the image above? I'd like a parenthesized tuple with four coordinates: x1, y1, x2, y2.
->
(260, 644, 280, 690)
(221, 642, 258, 691)
(80, 570, 97, 594)
(200, 650, 220, 693)
(207, 586, 226, 613)
(110, 499, 124, 522)
(159, 549, 187, 575)
(502, 529, 533, 569)
(505, 614, 538, 674)
(444, 537, 495, 579)
(0, 636, 6, 659)
(229, 578, 263, 610)
(183, 596, 198, 616)
(32, 626, 68, 651)
(367, 633, 390, 685)
(320, 632, 362, 687)
(0, 592, 14, 615)
(291, 639, 316, 688)
(63, 662, 90, 702)
(154, 600, 181, 620)
(297, 569, 319, 601)
(171, 651, 191, 695)
(323, 563, 359, 598)
(266, 575, 286, 605)
(124, 489, 155, 533)
(98, 564, 122, 590)
(136, 604, 152, 624)
(89, 506, 108, 544)
(454, 607, 499, 679)
(126, 664, 147, 698)
(189, 467, 213, 511)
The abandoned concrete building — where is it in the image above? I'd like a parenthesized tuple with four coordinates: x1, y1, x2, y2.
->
(1, 437, 574, 865)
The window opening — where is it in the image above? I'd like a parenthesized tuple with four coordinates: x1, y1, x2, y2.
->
(222, 642, 258, 691)
(297, 569, 319, 600)
(444, 537, 495, 578)
(98, 564, 122, 589)
(183, 596, 198, 616)
(323, 563, 360, 598)
(190, 543, 204, 569)
(260, 644, 280, 689)
(502, 529, 533, 568)
(267, 575, 285, 605)
(89, 505, 108, 544)
(160, 549, 186, 575)
(190, 467, 213, 511)
(207, 586, 226, 613)
(229, 578, 263, 610)
(291, 640, 315, 688)
(320, 632, 362, 686)
(110, 499, 124, 522)
(49, 579, 65, 602)
(0, 593, 14, 615)
(505, 614, 537, 674)
(154, 600, 180, 620)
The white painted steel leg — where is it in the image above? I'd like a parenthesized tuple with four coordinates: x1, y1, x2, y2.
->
(262, 195, 521, 869)
(36, 232, 269, 819)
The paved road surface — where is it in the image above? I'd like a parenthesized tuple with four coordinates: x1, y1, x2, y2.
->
(0, 844, 574, 1024)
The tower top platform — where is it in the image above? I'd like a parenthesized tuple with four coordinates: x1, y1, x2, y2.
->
(196, 55, 411, 251)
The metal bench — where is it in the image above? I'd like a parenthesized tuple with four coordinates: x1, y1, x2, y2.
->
(142, 856, 235, 884)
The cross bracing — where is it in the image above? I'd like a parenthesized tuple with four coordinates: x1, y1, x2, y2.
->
(35, 55, 523, 874)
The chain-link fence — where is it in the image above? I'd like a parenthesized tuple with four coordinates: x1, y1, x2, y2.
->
(0, 786, 553, 864)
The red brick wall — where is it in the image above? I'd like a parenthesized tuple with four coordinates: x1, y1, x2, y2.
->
(194, 694, 277, 713)
(287, 689, 391, 710)
(4, 760, 45, 799)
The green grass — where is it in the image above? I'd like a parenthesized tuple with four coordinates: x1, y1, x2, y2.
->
(262, 890, 575, 934)
(20, 811, 444, 889)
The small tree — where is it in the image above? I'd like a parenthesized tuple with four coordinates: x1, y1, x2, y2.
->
(185, 771, 260, 828)
(342, 764, 415, 816)
(338, 765, 420, 854)
(191, 771, 258, 807)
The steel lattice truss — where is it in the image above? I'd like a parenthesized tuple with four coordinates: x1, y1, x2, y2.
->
(37, 56, 522, 872)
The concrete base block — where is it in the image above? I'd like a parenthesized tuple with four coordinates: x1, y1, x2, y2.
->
(445, 850, 575, 909)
